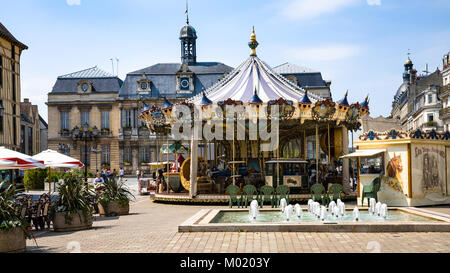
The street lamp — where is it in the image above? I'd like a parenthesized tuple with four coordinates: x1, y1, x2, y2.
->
(72, 123, 99, 182)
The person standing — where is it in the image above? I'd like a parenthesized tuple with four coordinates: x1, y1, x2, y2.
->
(120, 168, 124, 180)
(136, 169, 141, 181)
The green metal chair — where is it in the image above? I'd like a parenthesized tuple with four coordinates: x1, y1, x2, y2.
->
(310, 184, 327, 206)
(242, 185, 258, 208)
(259, 185, 275, 208)
(328, 184, 344, 203)
(361, 177, 381, 206)
(275, 185, 290, 207)
(226, 184, 242, 208)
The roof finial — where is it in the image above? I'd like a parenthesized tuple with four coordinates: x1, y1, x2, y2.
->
(185, 0, 189, 25)
(248, 26, 259, 56)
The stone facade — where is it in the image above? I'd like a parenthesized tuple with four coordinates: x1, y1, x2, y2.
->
(47, 67, 122, 173)
(391, 57, 443, 132)
(0, 22, 27, 151)
(439, 52, 450, 131)
(20, 98, 43, 155)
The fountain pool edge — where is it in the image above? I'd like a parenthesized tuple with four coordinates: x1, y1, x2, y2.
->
(178, 208, 450, 233)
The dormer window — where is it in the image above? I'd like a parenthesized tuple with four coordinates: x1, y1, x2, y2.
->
(137, 74, 151, 94)
(176, 63, 194, 94)
(77, 80, 92, 94)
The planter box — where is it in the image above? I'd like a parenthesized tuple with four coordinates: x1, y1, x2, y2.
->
(53, 211, 93, 232)
(98, 201, 129, 217)
(0, 227, 26, 253)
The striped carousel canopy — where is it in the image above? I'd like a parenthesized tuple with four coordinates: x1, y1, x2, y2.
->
(186, 28, 322, 105)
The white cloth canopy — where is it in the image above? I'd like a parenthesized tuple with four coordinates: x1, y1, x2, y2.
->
(340, 149, 386, 158)
(32, 149, 84, 169)
(0, 146, 45, 170)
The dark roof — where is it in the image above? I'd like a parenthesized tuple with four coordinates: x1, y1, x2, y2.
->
(51, 77, 123, 94)
(130, 62, 233, 75)
(119, 62, 233, 99)
(279, 72, 328, 88)
(180, 25, 197, 39)
(39, 115, 48, 128)
(0, 22, 28, 50)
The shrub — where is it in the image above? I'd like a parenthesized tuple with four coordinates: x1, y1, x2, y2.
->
(23, 169, 47, 190)
(98, 176, 134, 209)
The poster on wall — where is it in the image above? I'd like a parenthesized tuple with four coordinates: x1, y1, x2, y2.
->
(412, 144, 446, 197)
(378, 146, 409, 206)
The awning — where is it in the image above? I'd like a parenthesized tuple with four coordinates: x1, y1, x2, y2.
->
(340, 149, 386, 158)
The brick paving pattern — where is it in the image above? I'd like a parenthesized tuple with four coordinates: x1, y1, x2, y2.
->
(26, 198, 450, 253)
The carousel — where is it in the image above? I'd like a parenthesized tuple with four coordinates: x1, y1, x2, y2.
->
(139, 28, 370, 203)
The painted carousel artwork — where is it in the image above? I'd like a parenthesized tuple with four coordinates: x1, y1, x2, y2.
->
(139, 28, 370, 203)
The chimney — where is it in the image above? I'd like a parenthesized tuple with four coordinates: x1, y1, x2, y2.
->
(23, 98, 29, 103)
(326, 81, 332, 88)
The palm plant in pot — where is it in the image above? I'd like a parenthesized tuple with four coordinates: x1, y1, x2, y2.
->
(51, 174, 94, 232)
(97, 176, 134, 217)
(0, 184, 33, 252)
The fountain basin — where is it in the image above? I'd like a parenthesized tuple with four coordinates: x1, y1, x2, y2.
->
(179, 207, 450, 233)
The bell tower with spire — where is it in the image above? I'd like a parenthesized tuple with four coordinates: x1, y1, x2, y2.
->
(179, 1, 197, 65)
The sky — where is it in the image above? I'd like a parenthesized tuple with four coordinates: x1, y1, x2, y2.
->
(1, 0, 450, 122)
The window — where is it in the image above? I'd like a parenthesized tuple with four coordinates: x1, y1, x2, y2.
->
(428, 94, 433, 104)
(0, 100, 3, 133)
(60, 112, 70, 130)
(20, 125, 25, 153)
(428, 114, 434, 122)
(81, 111, 90, 126)
(0, 56, 3, 86)
(360, 154, 384, 175)
(101, 111, 110, 129)
(123, 147, 132, 163)
(124, 109, 132, 128)
(139, 146, 149, 163)
(28, 127, 33, 155)
(101, 145, 110, 165)
(13, 105, 17, 145)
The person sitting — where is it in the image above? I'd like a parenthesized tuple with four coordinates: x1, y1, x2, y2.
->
(94, 173, 105, 184)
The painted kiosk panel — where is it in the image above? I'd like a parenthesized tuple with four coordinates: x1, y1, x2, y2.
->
(352, 129, 450, 207)
(265, 159, 309, 192)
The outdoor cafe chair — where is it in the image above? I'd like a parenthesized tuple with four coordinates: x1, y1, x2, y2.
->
(310, 183, 328, 206)
(275, 185, 290, 207)
(242, 185, 258, 208)
(226, 184, 242, 208)
(259, 185, 275, 208)
(328, 184, 344, 203)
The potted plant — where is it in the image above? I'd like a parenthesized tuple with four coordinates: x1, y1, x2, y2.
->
(97, 176, 134, 217)
(0, 185, 33, 252)
(51, 174, 94, 232)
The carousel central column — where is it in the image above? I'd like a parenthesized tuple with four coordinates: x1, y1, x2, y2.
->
(189, 133, 198, 198)
(342, 126, 350, 194)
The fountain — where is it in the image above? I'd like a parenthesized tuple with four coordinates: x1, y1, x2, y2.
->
(375, 202, 382, 216)
(280, 198, 287, 213)
(249, 200, 259, 219)
(333, 206, 340, 218)
(294, 204, 302, 218)
(285, 204, 293, 221)
(369, 198, 376, 215)
(307, 200, 313, 212)
(320, 206, 327, 221)
(338, 202, 345, 216)
(353, 207, 360, 221)
(380, 203, 388, 218)
(329, 201, 336, 215)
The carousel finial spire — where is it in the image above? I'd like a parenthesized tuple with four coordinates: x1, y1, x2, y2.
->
(248, 26, 259, 56)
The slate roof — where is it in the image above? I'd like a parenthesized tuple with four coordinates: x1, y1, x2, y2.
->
(119, 62, 233, 99)
(50, 66, 123, 94)
(0, 22, 28, 50)
(273, 63, 328, 88)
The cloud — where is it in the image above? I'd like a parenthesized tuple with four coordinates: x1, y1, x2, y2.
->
(366, 0, 381, 5)
(66, 0, 81, 6)
(286, 44, 362, 62)
(280, 0, 359, 20)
